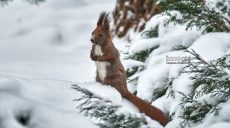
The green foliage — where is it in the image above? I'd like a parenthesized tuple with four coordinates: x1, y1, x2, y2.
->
(176, 46, 230, 127)
(128, 45, 159, 62)
(179, 92, 219, 125)
(165, 79, 176, 99)
(127, 76, 139, 95)
(151, 77, 177, 101)
(159, 0, 230, 33)
(183, 48, 230, 100)
(72, 85, 149, 128)
(151, 86, 167, 101)
(125, 44, 159, 93)
(141, 25, 159, 38)
(126, 65, 145, 78)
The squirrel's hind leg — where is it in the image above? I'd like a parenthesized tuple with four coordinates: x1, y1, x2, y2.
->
(103, 76, 128, 97)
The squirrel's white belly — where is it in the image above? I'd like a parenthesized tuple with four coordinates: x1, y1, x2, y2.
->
(94, 45, 110, 81)
(95, 61, 110, 81)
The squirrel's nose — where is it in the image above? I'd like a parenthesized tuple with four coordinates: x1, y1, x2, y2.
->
(90, 38, 94, 43)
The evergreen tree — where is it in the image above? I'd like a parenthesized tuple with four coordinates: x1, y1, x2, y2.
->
(124, 43, 159, 93)
(158, 0, 230, 32)
(177, 46, 230, 127)
(113, 0, 230, 127)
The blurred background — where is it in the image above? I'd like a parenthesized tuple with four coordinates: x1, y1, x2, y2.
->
(0, 0, 115, 82)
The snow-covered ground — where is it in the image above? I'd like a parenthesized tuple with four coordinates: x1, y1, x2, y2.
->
(0, 77, 98, 128)
(0, 0, 121, 128)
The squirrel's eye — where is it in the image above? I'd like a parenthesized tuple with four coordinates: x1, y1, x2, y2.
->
(99, 34, 103, 37)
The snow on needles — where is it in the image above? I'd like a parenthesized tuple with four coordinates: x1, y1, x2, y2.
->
(122, 11, 230, 128)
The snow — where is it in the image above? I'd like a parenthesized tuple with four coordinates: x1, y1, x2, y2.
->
(0, 76, 98, 128)
(0, 0, 165, 125)
(1, 0, 230, 127)
(151, 95, 172, 114)
(0, 0, 115, 82)
(137, 53, 172, 101)
(129, 12, 201, 57)
(171, 73, 193, 99)
(189, 32, 230, 60)
(123, 59, 145, 71)
(129, 38, 160, 55)
(135, 31, 230, 126)
(129, 13, 230, 103)
(0, 0, 117, 127)
(120, 11, 230, 128)
(0, 0, 164, 127)
(77, 82, 123, 105)
(220, 100, 230, 121)
(209, 122, 230, 128)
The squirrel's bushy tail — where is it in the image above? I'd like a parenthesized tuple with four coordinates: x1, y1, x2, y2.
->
(126, 92, 169, 126)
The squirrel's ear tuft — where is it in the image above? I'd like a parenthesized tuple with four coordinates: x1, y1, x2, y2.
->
(102, 13, 111, 32)
(97, 11, 110, 32)
(97, 11, 107, 26)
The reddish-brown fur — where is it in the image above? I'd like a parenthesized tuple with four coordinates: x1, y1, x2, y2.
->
(90, 12, 169, 126)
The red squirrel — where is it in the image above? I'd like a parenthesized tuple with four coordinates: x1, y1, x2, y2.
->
(90, 12, 169, 126)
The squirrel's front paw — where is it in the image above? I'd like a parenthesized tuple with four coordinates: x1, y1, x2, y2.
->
(91, 55, 98, 61)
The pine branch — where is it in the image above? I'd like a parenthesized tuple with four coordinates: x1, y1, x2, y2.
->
(159, 0, 230, 32)
(72, 84, 148, 128)
(172, 47, 230, 127)
(176, 45, 218, 70)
